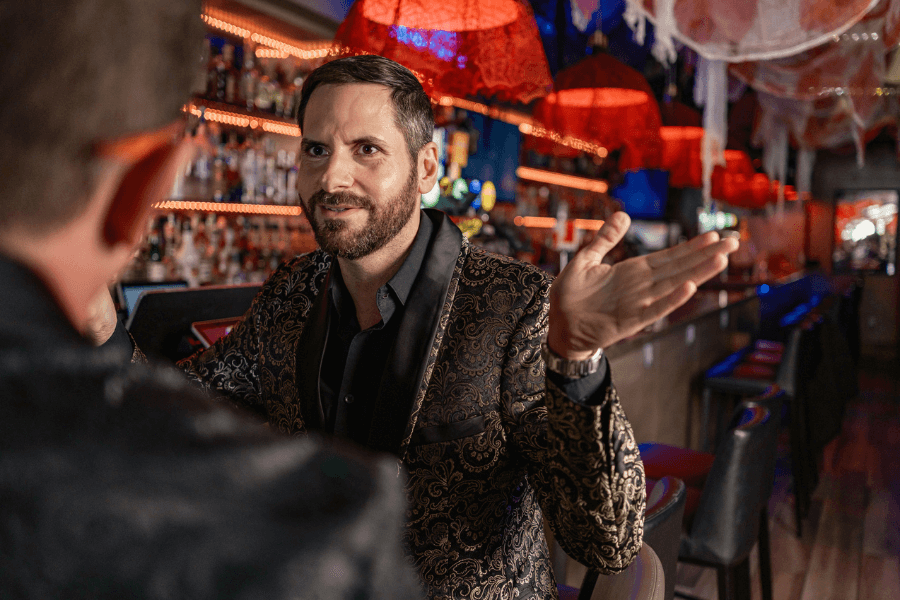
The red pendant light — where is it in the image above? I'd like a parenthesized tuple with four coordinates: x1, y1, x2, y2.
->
(527, 53, 663, 170)
(333, 0, 552, 103)
(661, 126, 703, 188)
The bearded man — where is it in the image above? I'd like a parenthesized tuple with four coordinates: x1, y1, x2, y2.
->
(94, 55, 738, 598)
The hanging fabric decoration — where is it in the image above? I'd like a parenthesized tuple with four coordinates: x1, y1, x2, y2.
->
(695, 57, 728, 208)
(732, 0, 900, 168)
(622, 0, 879, 62)
(334, 0, 552, 103)
(796, 148, 817, 200)
(762, 119, 789, 218)
(753, 90, 897, 168)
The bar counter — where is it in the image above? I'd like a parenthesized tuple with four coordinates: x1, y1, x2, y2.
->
(606, 271, 832, 448)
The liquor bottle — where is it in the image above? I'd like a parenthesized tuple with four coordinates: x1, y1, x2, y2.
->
(222, 43, 239, 105)
(285, 151, 298, 205)
(241, 41, 260, 111)
(147, 228, 166, 282)
(254, 59, 276, 113)
(207, 45, 228, 102)
(192, 38, 212, 97)
(176, 222, 200, 287)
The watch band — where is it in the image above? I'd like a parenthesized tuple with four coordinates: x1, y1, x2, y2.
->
(540, 337, 604, 378)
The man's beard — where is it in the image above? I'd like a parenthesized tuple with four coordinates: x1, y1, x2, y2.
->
(300, 167, 419, 260)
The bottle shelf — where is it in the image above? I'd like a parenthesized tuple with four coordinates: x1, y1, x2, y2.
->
(187, 98, 301, 137)
(154, 199, 304, 217)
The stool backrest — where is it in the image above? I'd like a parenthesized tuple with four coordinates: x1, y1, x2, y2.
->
(643, 477, 686, 600)
(684, 402, 777, 566)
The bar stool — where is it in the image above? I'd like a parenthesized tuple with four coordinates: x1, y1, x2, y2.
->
(701, 323, 814, 536)
(640, 396, 781, 600)
(557, 476, 686, 600)
(557, 544, 665, 600)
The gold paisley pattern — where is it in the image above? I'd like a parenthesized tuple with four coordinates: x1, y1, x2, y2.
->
(179, 238, 645, 600)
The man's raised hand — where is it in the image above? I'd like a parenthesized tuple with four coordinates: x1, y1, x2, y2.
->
(547, 212, 740, 360)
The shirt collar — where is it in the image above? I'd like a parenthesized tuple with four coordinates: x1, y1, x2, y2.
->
(329, 211, 433, 317)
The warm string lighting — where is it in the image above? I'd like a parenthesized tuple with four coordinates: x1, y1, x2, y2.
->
(435, 96, 609, 159)
(831, 32, 881, 43)
(186, 102, 302, 137)
(814, 86, 900, 97)
(153, 200, 304, 216)
(516, 166, 609, 194)
(201, 8, 337, 60)
(249, 32, 336, 60)
(255, 48, 290, 59)
(201, 13, 250, 38)
(513, 216, 606, 230)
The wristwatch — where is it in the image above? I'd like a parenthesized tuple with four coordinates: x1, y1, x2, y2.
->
(540, 335, 604, 378)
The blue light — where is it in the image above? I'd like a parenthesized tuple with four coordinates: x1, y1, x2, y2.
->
(758, 284, 770, 295)
(469, 179, 482, 194)
(389, 26, 459, 63)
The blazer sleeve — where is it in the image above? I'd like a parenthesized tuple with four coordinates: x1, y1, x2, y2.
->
(175, 288, 267, 418)
(501, 278, 646, 575)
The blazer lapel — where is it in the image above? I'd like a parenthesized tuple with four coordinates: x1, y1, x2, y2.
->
(366, 210, 464, 457)
(294, 263, 333, 433)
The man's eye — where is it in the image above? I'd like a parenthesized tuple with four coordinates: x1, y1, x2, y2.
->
(360, 144, 379, 155)
(305, 146, 326, 157)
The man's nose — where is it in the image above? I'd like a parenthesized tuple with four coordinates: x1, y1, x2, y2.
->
(320, 150, 354, 193)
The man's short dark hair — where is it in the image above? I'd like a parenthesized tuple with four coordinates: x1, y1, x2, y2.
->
(297, 55, 434, 161)
(0, 0, 203, 233)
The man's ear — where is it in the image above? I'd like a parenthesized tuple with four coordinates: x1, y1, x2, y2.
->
(102, 141, 186, 247)
(417, 141, 439, 195)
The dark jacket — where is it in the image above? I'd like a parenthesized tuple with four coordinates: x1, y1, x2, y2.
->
(180, 210, 646, 599)
(0, 257, 423, 600)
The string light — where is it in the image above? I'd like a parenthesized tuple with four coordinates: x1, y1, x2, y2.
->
(201, 14, 250, 38)
(201, 7, 337, 60)
(153, 200, 304, 216)
(516, 166, 609, 194)
(256, 48, 290, 59)
(186, 101, 301, 137)
(812, 86, 900, 97)
(249, 32, 336, 60)
(436, 96, 609, 159)
(832, 31, 881, 43)
(513, 216, 606, 230)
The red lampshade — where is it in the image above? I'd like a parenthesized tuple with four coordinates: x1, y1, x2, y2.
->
(333, 0, 552, 103)
(723, 150, 755, 178)
(662, 100, 703, 128)
(749, 173, 772, 209)
(661, 126, 703, 188)
(527, 53, 663, 170)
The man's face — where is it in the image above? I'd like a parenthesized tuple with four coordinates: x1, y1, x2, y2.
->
(298, 83, 421, 260)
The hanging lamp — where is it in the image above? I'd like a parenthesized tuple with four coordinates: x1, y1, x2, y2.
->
(528, 51, 663, 170)
(333, 0, 552, 103)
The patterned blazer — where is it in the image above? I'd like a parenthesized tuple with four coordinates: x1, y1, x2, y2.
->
(180, 209, 645, 599)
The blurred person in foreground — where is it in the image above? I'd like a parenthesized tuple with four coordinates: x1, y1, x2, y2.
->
(93, 54, 739, 598)
(0, 2, 423, 598)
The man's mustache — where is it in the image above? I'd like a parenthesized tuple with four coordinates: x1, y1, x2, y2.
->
(307, 190, 374, 210)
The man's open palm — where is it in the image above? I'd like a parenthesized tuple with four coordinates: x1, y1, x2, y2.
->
(547, 212, 740, 359)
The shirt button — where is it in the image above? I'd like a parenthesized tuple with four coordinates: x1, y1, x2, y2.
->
(344, 394, 355, 405)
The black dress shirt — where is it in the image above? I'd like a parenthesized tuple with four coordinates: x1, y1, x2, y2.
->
(320, 214, 435, 447)
(318, 211, 609, 451)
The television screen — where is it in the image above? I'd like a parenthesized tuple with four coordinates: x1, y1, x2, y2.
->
(611, 169, 669, 220)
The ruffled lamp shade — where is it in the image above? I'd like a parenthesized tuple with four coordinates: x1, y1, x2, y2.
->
(660, 101, 704, 188)
(333, 0, 552, 103)
(661, 126, 704, 188)
(528, 52, 663, 170)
